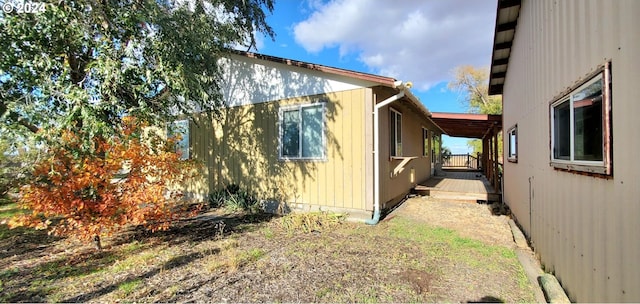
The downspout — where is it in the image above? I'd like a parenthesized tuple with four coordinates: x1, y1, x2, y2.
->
(366, 80, 409, 225)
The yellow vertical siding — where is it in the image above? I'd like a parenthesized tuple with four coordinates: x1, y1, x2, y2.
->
(502, 0, 640, 301)
(185, 88, 370, 213)
(373, 88, 440, 207)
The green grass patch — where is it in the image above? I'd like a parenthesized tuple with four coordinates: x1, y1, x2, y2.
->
(111, 251, 157, 273)
(262, 227, 274, 239)
(118, 278, 143, 296)
(0, 224, 40, 240)
(0, 202, 38, 240)
(385, 217, 518, 268)
(0, 267, 19, 280)
(27, 278, 57, 296)
(32, 253, 115, 281)
(243, 248, 266, 262)
(122, 241, 145, 253)
(0, 202, 27, 220)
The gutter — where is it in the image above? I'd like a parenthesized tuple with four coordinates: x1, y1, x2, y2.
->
(366, 80, 412, 225)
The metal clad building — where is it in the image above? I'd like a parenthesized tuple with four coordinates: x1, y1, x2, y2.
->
(489, 0, 640, 301)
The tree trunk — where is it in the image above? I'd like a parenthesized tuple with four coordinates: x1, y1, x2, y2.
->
(93, 235, 102, 251)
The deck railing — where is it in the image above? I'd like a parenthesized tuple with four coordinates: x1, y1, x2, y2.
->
(442, 153, 480, 169)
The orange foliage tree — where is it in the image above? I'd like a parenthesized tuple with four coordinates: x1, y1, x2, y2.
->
(9, 118, 200, 249)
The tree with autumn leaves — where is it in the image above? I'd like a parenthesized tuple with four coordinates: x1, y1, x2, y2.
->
(448, 65, 503, 155)
(1, 0, 275, 246)
(9, 118, 200, 249)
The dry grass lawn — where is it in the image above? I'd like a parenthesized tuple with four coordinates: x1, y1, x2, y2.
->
(0, 198, 535, 302)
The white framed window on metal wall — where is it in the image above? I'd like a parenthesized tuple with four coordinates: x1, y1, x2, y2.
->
(550, 62, 612, 175)
(507, 125, 517, 162)
(390, 108, 402, 157)
(170, 119, 190, 160)
(279, 102, 326, 160)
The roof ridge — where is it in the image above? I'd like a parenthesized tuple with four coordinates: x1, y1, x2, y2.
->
(227, 49, 397, 87)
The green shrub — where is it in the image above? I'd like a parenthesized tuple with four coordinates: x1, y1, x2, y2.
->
(208, 184, 261, 213)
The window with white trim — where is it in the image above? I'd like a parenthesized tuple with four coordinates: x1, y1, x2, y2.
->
(279, 103, 325, 160)
(390, 108, 402, 157)
(550, 65, 611, 175)
(507, 125, 517, 162)
(170, 120, 190, 160)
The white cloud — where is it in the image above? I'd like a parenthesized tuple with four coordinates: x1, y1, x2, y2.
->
(293, 0, 496, 90)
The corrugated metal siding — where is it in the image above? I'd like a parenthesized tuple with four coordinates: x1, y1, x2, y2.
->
(185, 88, 372, 212)
(502, 0, 640, 301)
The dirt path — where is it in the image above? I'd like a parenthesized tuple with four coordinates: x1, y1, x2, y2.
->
(390, 196, 515, 248)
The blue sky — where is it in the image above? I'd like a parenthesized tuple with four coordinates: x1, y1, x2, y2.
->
(252, 0, 497, 154)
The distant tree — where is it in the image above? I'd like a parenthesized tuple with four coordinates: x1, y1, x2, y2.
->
(448, 65, 502, 115)
(467, 140, 482, 156)
(9, 118, 200, 249)
(442, 146, 452, 161)
(448, 65, 502, 155)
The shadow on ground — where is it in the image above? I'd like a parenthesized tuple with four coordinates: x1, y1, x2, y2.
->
(0, 208, 277, 302)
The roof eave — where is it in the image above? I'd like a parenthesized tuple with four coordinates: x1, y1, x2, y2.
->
(401, 88, 446, 134)
(228, 50, 439, 131)
(229, 49, 398, 88)
(488, 0, 522, 96)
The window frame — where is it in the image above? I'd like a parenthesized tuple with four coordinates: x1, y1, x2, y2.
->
(507, 124, 518, 163)
(278, 102, 327, 161)
(389, 108, 402, 157)
(549, 63, 612, 175)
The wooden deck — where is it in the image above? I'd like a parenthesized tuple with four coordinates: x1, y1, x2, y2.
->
(414, 169, 501, 202)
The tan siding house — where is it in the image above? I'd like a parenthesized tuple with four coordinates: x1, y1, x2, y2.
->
(181, 52, 442, 221)
(489, 0, 640, 301)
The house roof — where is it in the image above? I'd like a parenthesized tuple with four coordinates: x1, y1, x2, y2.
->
(488, 0, 522, 95)
(230, 50, 398, 87)
(430, 112, 502, 139)
(230, 50, 441, 131)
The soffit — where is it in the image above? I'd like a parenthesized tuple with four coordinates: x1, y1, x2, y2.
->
(430, 112, 502, 139)
(488, 0, 522, 95)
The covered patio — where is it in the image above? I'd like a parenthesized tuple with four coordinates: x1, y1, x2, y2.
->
(417, 113, 503, 202)
(415, 169, 501, 203)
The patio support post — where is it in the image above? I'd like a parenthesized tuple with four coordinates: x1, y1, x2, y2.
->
(482, 137, 489, 178)
(493, 127, 499, 189)
(487, 135, 493, 183)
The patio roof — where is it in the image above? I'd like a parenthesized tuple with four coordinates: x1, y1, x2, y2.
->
(430, 112, 502, 139)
